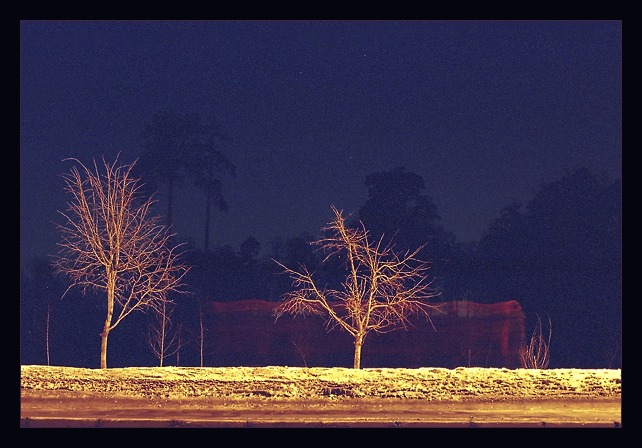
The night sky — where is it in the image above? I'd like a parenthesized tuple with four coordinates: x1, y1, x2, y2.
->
(20, 20, 622, 265)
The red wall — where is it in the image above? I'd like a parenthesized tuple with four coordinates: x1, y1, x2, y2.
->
(204, 300, 526, 368)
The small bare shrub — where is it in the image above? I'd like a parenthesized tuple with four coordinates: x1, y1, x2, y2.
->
(519, 314, 552, 369)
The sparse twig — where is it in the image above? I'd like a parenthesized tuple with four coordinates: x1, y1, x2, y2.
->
(519, 314, 552, 369)
(54, 155, 190, 368)
(274, 205, 442, 369)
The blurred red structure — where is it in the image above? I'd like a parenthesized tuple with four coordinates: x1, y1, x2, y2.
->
(205, 300, 526, 368)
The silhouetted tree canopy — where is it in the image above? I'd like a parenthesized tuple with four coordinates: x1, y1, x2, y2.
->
(240, 236, 261, 262)
(187, 117, 236, 250)
(136, 110, 235, 251)
(136, 110, 203, 226)
(358, 166, 440, 245)
(357, 166, 456, 290)
(473, 168, 621, 368)
(525, 168, 621, 270)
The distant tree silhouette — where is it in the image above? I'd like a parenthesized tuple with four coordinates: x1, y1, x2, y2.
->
(137, 110, 235, 251)
(236, 236, 263, 299)
(359, 166, 440, 246)
(525, 168, 621, 270)
(357, 166, 455, 289)
(188, 118, 236, 251)
(267, 233, 325, 299)
(53, 155, 190, 368)
(477, 201, 530, 286)
(239, 235, 261, 265)
(275, 206, 441, 369)
(284, 233, 320, 272)
(476, 167, 621, 367)
(527, 168, 620, 367)
(137, 110, 203, 228)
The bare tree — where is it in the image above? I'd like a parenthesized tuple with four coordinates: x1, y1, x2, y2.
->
(147, 298, 182, 367)
(24, 257, 60, 366)
(189, 120, 235, 252)
(198, 304, 206, 367)
(274, 206, 441, 369)
(54, 155, 190, 369)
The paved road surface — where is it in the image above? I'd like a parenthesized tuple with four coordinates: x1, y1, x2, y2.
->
(20, 394, 622, 428)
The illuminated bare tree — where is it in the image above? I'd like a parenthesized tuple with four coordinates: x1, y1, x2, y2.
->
(275, 206, 441, 369)
(147, 298, 182, 367)
(198, 304, 206, 367)
(54, 155, 189, 369)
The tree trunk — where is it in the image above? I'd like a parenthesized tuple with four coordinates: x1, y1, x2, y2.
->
(199, 306, 204, 367)
(45, 301, 51, 366)
(159, 313, 165, 367)
(353, 334, 364, 369)
(100, 328, 110, 369)
(101, 270, 116, 369)
(175, 331, 181, 366)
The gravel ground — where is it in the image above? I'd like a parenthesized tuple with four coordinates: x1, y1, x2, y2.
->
(20, 365, 622, 402)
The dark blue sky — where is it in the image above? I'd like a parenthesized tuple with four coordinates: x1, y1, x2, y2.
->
(20, 20, 622, 264)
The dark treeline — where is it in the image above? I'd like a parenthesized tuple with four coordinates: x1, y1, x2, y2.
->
(20, 112, 621, 370)
(20, 165, 621, 370)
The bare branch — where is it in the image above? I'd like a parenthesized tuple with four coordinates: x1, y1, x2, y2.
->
(274, 205, 442, 368)
(519, 314, 552, 369)
(53, 154, 190, 368)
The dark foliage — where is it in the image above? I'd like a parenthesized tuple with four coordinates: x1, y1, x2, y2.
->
(21, 167, 621, 368)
